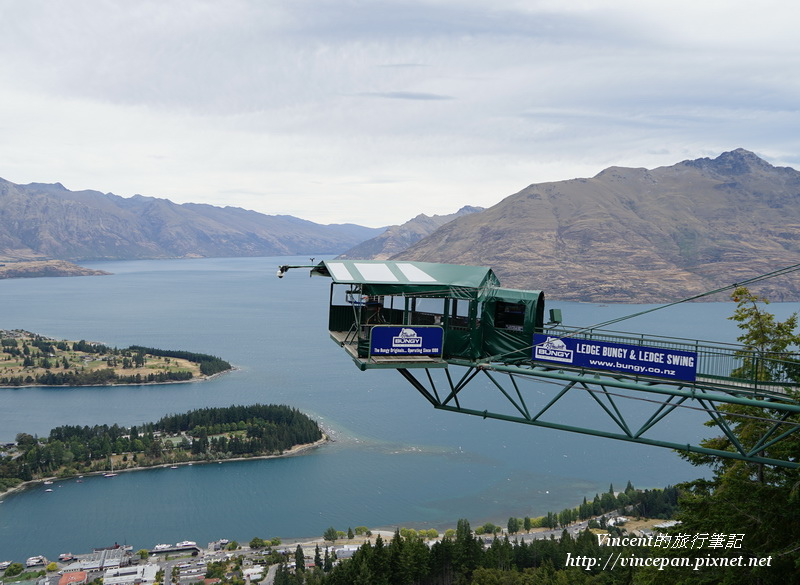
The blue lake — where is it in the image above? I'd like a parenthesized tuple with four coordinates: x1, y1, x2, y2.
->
(1, 257, 794, 562)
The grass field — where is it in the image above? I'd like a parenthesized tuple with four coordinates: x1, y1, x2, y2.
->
(0, 330, 202, 384)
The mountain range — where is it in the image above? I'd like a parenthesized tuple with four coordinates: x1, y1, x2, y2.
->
(2, 148, 799, 302)
(0, 179, 382, 261)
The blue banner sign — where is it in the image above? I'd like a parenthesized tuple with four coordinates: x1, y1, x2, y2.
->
(370, 326, 444, 357)
(533, 334, 697, 382)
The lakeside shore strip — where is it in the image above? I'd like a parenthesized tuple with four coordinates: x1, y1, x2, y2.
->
(0, 365, 233, 390)
(0, 434, 330, 501)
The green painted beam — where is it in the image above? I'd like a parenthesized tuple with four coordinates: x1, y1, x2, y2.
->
(447, 360, 800, 414)
(430, 402, 799, 469)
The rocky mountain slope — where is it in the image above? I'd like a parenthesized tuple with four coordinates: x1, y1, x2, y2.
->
(394, 149, 800, 302)
(337, 205, 483, 260)
(0, 179, 383, 261)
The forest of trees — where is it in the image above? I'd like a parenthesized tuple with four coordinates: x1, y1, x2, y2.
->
(156, 404, 324, 457)
(310, 520, 614, 585)
(0, 404, 323, 491)
(262, 483, 679, 585)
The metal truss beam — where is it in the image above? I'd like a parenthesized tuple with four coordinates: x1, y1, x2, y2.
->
(397, 363, 800, 469)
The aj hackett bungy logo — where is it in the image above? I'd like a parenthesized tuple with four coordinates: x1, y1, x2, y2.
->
(533, 334, 698, 382)
(534, 337, 574, 363)
(393, 328, 423, 348)
(371, 326, 443, 356)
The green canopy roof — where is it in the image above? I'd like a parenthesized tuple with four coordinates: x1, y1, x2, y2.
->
(311, 260, 501, 298)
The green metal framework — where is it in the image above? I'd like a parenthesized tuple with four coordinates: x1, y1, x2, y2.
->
(397, 359, 800, 469)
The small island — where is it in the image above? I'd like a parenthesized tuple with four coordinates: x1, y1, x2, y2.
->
(0, 330, 231, 387)
(0, 404, 326, 496)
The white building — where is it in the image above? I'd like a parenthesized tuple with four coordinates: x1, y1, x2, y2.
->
(242, 567, 264, 582)
(103, 563, 159, 585)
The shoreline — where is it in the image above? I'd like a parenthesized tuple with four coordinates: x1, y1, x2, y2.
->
(0, 434, 329, 501)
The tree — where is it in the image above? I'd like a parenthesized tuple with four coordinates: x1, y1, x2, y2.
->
(661, 287, 800, 583)
(453, 519, 482, 582)
(273, 564, 292, 585)
(294, 544, 305, 572)
(729, 286, 800, 382)
(4, 563, 24, 577)
(323, 526, 338, 542)
(324, 547, 333, 572)
(15, 432, 36, 448)
(688, 287, 800, 477)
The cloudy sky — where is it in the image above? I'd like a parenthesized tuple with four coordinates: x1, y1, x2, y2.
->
(1, 1, 798, 227)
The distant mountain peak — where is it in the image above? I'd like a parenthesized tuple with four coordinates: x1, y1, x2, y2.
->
(24, 181, 68, 191)
(337, 205, 484, 260)
(683, 148, 784, 176)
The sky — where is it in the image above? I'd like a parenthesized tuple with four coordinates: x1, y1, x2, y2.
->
(1, 1, 799, 227)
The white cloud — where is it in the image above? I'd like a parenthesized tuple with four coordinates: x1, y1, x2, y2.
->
(1, 0, 799, 226)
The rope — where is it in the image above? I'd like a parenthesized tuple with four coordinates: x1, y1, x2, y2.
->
(585, 262, 800, 332)
(486, 261, 800, 363)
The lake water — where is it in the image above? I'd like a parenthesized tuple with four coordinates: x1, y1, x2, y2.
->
(1, 257, 795, 562)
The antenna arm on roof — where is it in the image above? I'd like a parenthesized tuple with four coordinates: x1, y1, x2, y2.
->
(276, 264, 320, 278)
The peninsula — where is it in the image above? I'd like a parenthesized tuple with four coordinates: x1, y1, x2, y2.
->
(0, 330, 231, 387)
(0, 260, 110, 279)
(0, 404, 326, 497)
